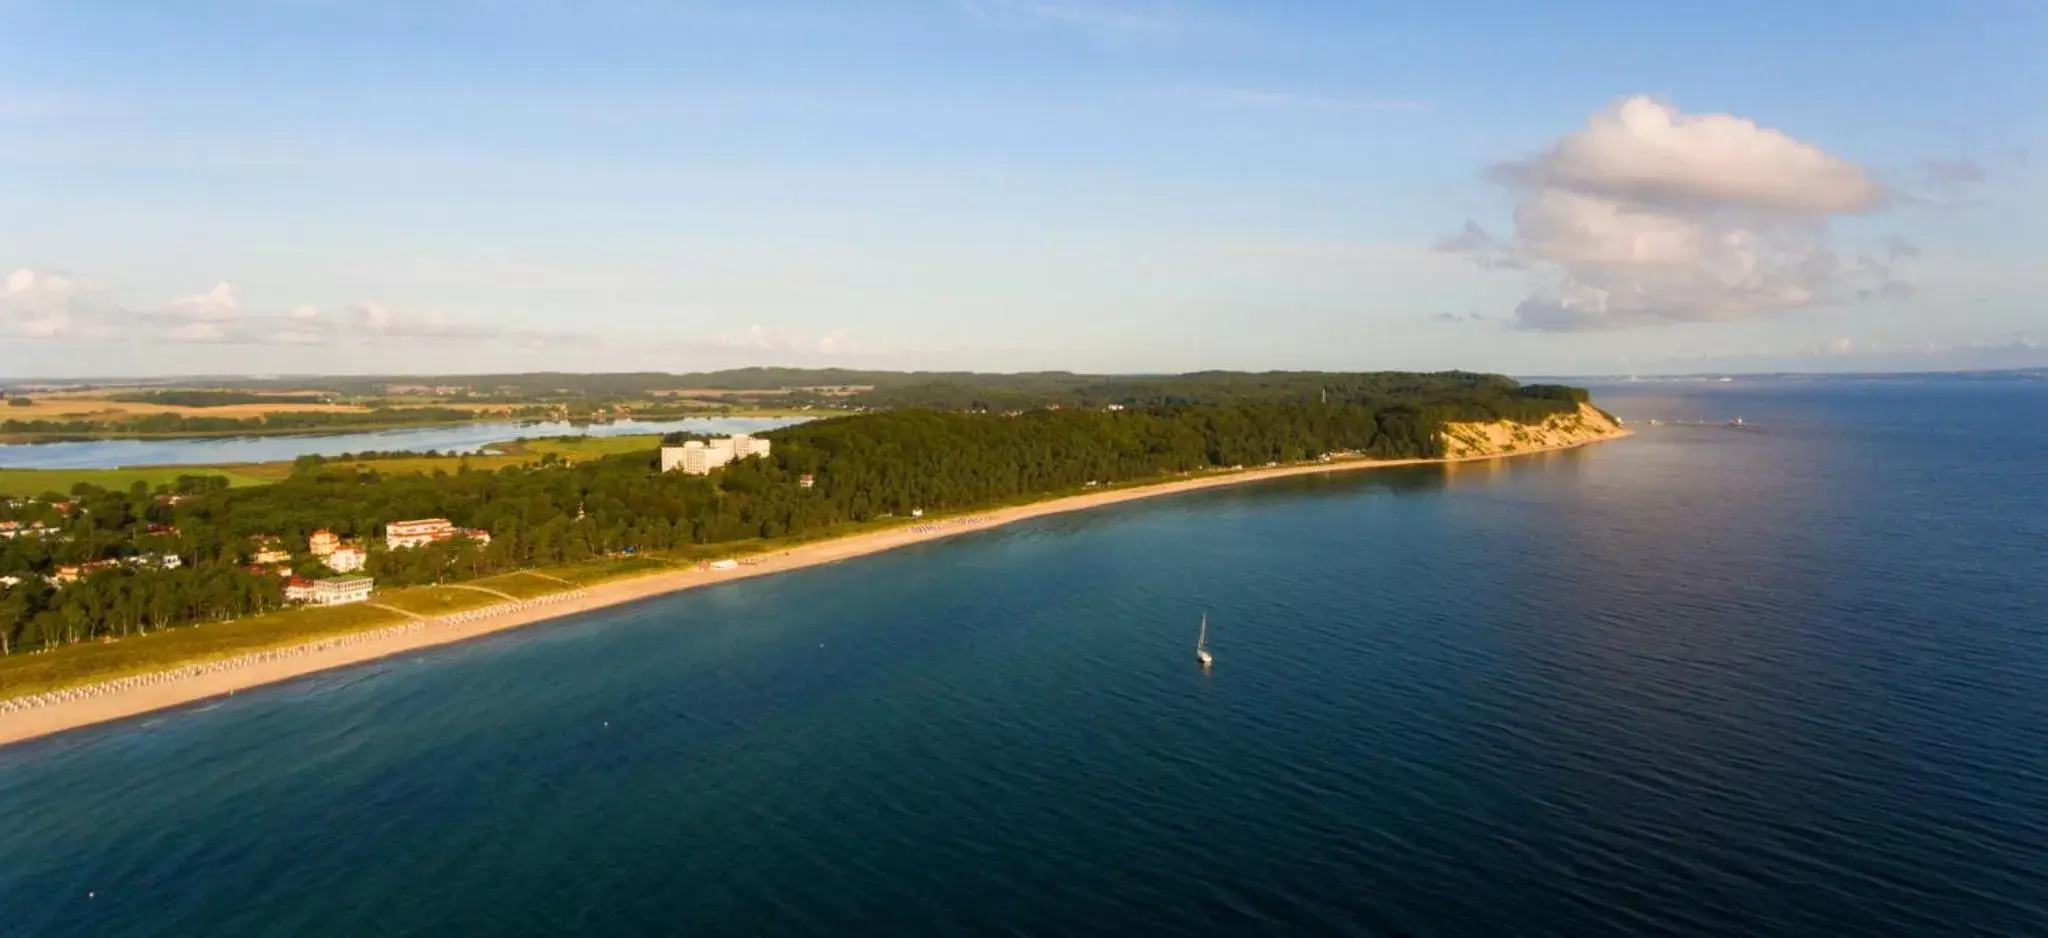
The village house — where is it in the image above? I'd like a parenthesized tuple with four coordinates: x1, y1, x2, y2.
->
(284, 576, 317, 602)
(251, 537, 292, 565)
(327, 544, 368, 573)
(309, 529, 341, 557)
(50, 559, 120, 586)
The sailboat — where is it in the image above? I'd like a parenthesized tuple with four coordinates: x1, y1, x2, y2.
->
(1196, 614, 1213, 669)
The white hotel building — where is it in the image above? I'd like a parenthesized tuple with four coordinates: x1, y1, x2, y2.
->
(661, 434, 772, 475)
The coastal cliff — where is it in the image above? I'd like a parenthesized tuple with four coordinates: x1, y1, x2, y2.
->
(1438, 402, 1628, 459)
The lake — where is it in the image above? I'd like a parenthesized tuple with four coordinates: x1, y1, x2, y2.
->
(2, 377, 2044, 935)
(0, 416, 804, 469)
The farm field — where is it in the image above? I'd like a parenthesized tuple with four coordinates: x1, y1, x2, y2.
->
(0, 467, 271, 497)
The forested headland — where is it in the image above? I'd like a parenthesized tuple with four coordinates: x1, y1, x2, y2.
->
(0, 372, 1596, 657)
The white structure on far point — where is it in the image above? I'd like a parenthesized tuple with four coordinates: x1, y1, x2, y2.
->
(661, 434, 772, 475)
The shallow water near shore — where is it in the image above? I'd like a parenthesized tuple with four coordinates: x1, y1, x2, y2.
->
(3, 377, 2046, 936)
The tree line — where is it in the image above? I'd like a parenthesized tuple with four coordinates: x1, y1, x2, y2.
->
(0, 380, 1587, 656)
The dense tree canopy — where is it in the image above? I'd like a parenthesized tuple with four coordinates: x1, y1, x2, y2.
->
(0, 378, 1588, 656)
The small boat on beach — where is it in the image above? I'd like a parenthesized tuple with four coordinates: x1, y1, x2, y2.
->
(1196, 614, 1213, 669)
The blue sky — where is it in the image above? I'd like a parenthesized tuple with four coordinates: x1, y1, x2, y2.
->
(2, 0, 2042, 377)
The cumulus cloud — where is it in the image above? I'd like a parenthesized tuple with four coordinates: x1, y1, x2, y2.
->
(167, 282, 244, 322)
(2, 267, 548, 349)
(1497, 97, 1883, 215)
(1438, 96, 1908, 331)
(2, 268, 106, 339)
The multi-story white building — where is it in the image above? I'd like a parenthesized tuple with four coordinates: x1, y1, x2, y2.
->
(660, 434, 772, 475)
(386, 518, 455, 549)
(731, 433, 771, 460)
(308, 529, 340, 557)
(311, 575, 374, 605)
(327, 544, 367, 573)
(384, 519, 488, 550)
(288, 575, 374, 605)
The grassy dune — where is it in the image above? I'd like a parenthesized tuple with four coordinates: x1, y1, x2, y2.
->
(0, 601, 404, 699)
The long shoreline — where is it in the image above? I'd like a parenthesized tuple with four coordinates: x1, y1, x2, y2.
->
(0, 429, 1628, 748)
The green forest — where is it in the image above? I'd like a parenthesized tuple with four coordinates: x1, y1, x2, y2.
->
(108, 390, 335, 408)
(0, 375, 1591, 657)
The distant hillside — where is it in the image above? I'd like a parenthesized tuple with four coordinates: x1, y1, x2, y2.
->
(145, 369, 1594, 412)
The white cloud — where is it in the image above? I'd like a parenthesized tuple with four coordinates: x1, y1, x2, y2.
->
(166, 282, 244, 322)
(1, 268, 537, 349)
(2, 268, 112, 340)
(1499, 96, 1883, 214)
(347, 300, 498, 339)
(1439, 96, 1907, 331)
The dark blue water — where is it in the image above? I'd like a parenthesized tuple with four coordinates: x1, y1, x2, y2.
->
(0, 416, 799, 469)
(3, 378, 2045, 936)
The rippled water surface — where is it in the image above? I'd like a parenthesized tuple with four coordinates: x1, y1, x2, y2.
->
(3, 377, 2046, 936)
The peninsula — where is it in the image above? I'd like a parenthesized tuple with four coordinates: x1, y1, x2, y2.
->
(0, 371, 1628, 745)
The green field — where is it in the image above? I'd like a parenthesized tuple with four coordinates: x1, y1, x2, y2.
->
(373, 586, 511, 617)
(0, 466, 270, 498)
(489, 434, 662, 458)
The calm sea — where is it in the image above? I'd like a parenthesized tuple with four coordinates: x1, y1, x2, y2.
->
(3, 377, 2045, 936)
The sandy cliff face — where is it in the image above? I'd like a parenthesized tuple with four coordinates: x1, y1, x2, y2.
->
(1437, 402, 1628, 459)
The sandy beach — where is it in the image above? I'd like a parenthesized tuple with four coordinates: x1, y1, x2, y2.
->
(0, 427, 1627, 747)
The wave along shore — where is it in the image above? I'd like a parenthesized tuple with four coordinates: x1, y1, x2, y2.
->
(0, 407, 1627, 747)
